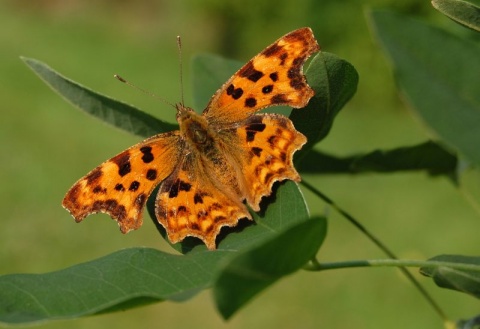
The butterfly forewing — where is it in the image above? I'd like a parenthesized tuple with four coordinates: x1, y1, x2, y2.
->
(63, 132, 183, 233)
(203, 27, 320, 126)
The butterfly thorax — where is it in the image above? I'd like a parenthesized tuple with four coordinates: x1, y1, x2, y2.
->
(176, 104, 217, 155)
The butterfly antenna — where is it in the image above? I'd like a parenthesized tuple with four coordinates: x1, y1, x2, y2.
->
(177, 35, 185, 106)
(114, 74, 176, 109)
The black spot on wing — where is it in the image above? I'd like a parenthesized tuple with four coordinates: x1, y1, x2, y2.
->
(115, 183, 125, 191)
(264, 172, 274, 184)
(178, 205, 187, 213)
(146, 169, 157, 181)
(129, 181, 140, 191)
(271, 94, 288, 104)
(269, 72, 278, 82)
(262, 85, 273, 94)
(251, 147, 263, 157)
(86, 169, 102, 184)
(113, 153, 131, 177)
(288, 56, 307, 90)
(245, 119, 266, 142)
(92, 199, 127, 222)
(214, 216, 227, 223)
(169, 182, 179, 198)
(211, 202, 222, 210)
(92, 185, 106, 194)
(263, 43, 283, 57)
(168, 179, 192, 198)
(239, 61, 264, 82)
(246, 121, 266, 132)
(194, 193, 203, 204)
(179, 180, 192, 191)
(268, 135, 277, 148)
(140, 146, 154, 163)
(245, 97, 257, 108)
(226, 84, 244, 100)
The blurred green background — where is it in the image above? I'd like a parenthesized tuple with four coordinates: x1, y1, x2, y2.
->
(1, 0, 479, 328)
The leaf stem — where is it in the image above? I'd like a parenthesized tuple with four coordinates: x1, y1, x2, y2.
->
(300, 179, 448, 322)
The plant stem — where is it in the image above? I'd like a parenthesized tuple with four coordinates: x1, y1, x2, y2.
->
(300, 179, 448, 322)
(304, 258, 480, 272)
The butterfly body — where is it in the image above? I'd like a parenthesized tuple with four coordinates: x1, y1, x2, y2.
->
(63, 27, 320, 249)
(177, 105, 219, 160)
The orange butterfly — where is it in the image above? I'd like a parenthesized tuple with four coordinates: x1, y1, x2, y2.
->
(63, 27, 320, 250)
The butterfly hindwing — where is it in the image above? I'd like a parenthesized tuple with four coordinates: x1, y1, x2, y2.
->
(232, 113, 307, 210)
(155, 155, 251, 249)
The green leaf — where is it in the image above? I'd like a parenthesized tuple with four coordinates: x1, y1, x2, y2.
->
(191, 54, 242, 110)
(299, 141, 457, 177)
(148, 181, 310, 254)
(420, 255, 480, 299)
(0, 248, 232, 325)
(432, 0, 480, 32)
(290, 52, 358, 160)
(368, 10, 480, 166)
(213, 217, 327, 319)
(22, 57, 177, 138)
(1, 181, 311, 325)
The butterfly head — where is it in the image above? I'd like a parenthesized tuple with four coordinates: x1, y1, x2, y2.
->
(176, 104, 214, 147)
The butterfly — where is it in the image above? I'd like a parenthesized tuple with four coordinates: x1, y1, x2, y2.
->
(63, 27, 320, 250)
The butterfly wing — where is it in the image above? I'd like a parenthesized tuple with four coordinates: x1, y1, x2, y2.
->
(203, 27, 319, 126)
(154, 153, 252, 250)
(226, 113, 307, 210)
(63, 131, 184, 233)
